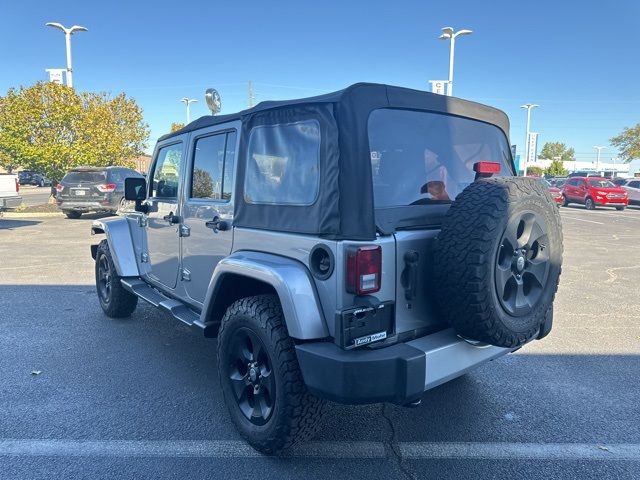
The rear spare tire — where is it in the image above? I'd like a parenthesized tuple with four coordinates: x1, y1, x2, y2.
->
(433, 177, 562, 348)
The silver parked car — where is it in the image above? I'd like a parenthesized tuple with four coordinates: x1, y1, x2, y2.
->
(621, 178, 640, 206)
(89, 83, 563, 454)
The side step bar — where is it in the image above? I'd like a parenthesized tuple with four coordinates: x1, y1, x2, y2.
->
(120, 278, 205, 328)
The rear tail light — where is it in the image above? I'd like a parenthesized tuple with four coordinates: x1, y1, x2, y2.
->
(97, 183, 117, 193)
(15, 178, 19, 193)
(473, 161, 502, 175)
(346, 246, 382, 295)
(55, 183, 64, 193)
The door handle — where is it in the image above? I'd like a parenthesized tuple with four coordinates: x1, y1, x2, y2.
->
(163, 212, 181, 224)
(401, 250, 419, 300)
(205, 217, 230, 232)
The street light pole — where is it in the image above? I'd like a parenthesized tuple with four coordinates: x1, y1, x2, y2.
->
(45, 22, 88, 88)
(520, 103, 539, 176)
(180, 98, 198, 123)
(593, 146, 604, 174)
(439, 27, 473, 96)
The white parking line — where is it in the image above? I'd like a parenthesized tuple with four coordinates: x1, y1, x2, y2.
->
(559, 215, 604, 225)
(0, 439, 638, 461)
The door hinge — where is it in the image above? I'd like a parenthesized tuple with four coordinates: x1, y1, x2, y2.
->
(179, 224, 191, 237)
(141, 252, 149, 263)
(137, 215, 148, 227)
(181, 269, 191, 281)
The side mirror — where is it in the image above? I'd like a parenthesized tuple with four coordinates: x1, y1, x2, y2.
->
(125, 177, 147, 201)
(124, 177, 149, 214)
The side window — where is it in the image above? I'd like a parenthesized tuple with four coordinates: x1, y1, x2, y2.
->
(190, 131, 237, 201)
(245, 120, 320, 205)
(109, 170, 123, 184)
(151, 143, 183, 198)
(629, 181, 639, 188)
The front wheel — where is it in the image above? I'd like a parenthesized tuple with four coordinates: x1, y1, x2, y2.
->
(217, 295, 325, 454)
(616, 206, 625, 211)
(585, 197, 596, 210)
(95, 240, 138, 318)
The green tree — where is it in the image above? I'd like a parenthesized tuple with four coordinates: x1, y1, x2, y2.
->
(527, 165, 544, 177)
(0, 82, 149, 181)
(544, 158, 568, 177)
(170, 122, 185, 133)
(0, 151, 18, 173)
(610, 123, 640, 162)
(538, 142, 575, 162)
(192, 168, 214, 198)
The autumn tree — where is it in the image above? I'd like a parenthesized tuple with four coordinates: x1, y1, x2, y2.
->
(610, 123, 640, 162)
(538, 142, 575, 162)
(170, 122, 185, 133)
(526, 165, 544, 177)
(0, 82, 149, 181)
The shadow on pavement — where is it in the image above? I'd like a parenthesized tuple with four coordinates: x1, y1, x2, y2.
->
(0, 219, 41, 230)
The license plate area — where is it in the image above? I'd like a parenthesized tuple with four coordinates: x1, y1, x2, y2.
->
(72, 189, 88, 196)
(335, 301, 395, 349)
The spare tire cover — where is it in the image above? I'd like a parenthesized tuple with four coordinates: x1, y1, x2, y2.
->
(433, 177, 563, 348)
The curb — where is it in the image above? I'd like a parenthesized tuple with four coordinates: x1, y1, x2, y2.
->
(1, 211, 63, 218)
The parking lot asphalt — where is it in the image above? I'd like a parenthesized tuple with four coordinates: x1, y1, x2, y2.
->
(16, 185, 54, 207)
(1, 207, 639, 479)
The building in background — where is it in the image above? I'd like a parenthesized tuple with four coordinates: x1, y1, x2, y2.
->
(128, 155, 152, 174)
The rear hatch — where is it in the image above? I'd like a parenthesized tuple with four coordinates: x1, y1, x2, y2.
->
(57, 170, 110, 202)
(367, 108, 514, 337)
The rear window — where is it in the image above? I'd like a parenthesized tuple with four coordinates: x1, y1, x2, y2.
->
(244, 120, 320, 205)
(62, 171, 107, 183)
(368, 109, 512, 207)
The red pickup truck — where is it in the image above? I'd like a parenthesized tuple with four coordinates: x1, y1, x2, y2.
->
(0, 174, 22, 211)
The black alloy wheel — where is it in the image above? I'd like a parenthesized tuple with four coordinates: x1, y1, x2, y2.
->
(496, 212, 550, 316)
(97, 253, 112, 305)
(227, 327, 276, 426)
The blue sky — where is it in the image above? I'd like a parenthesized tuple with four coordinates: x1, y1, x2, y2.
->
(2, 0, 639, 168)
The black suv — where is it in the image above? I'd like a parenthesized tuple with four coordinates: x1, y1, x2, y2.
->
(18, 171, 51, 187)
(56, 166, 143, 219)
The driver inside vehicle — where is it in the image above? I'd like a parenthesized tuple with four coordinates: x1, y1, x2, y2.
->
(419, 148, 451, 201)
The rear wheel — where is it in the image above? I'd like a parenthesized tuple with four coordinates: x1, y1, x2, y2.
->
(217, 295, 324, 454)
(585, 197, 595, 210)
(95, 240, 138, 318)
(65, 210, 82, 219)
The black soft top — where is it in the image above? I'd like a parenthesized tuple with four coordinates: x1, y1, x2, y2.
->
(159, 83, 512, 240)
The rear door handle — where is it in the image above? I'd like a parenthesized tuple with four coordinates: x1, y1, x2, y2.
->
(205, 217, 230, 231)
(163, 212, 181, 224)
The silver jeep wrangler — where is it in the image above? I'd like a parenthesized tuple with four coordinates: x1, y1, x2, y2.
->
(90, 83, 562, 454)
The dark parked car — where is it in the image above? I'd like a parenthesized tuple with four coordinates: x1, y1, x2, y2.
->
(18, 170, 51, 187)
(56, 166, 143, 219)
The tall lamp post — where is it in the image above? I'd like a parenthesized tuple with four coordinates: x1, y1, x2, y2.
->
(439, 26, 473, 96)
(593, 146, 604, 174)
(520, 103, 539, 176)
(45, 22, 88, 88)
(180, 98, 198, 123)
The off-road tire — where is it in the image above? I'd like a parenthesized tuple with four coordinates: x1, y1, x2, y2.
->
(433, 177, 563, 348)
(95, 239, 138, 318)
(217, 295, 325, 454)
(65, 210, 82, 219)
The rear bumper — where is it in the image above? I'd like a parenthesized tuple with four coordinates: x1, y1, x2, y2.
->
(296, 328, 511, 405)
(57, 199, 118, 212)
(0, 196, 22, 210)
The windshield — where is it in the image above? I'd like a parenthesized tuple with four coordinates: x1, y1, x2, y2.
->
(588, 179, 616, 188)
(368, 109, 512, 207)
(62, 171, 107, 184)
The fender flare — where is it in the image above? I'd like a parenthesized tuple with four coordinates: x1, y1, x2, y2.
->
(91, 218, 139, 277)
(201, 251, 329, 340)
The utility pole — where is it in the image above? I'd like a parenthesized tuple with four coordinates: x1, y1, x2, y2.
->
(438, 27, 473, 96)
(248, 80, 255, 108)
(520, 103, 539, 176)
(45, 22, 88, 88)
